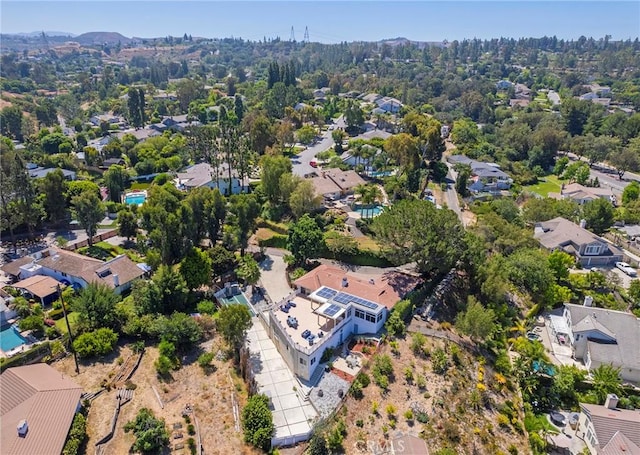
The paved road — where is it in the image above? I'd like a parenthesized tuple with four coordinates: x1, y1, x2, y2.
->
(291, 116, 346, 177)
(566, 152, 638, 193)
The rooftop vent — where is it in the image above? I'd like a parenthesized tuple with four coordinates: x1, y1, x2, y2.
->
(369, 278, 375, 285)
(580, 219, 587, 229)
(583, 296, 593, 307)
(17, 420, 28, 437)
(605, 393, 619, 410)
(341, 277, 348, 288)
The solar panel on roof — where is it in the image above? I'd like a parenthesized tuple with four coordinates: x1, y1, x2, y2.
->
(323, 304, 342, 317)
(316, 287, 338, 299)
(333, 292, 378, 310)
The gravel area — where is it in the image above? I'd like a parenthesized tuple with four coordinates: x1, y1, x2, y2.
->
(309, 372, 350, 418)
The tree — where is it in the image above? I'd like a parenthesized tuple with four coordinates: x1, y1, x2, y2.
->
(582, 198, 615, 234)
(609, 147, 640, 180)
(296, 124, 316, 145)
(591, 364, 622, 403)
(40, 169, 68, 224)
(216, 303, 252, 353)
(117, 209, 138, 240)
(505, 249, 555, 296)
(103, 165, 129, 203)
(287, 214, 323, 265)
(344, 99, 364, 129)
(332, 129, 347, 154)
(237, 254, 261, 291)
(153, 265, 189, 313)
(0, 105, 24, 140)
(242, 394, 274, 451)
(548, 250, 575, 281)
(208, 244, 237, 278)
(72, 191, 104, 246)
(179, 247, 212, 290)
(372, 199, 466, 275)
(260, 155, 292, 204)
(622, 181, 640, 205)
(455, 164, 471, 197)
(72, 328, 118, 358)
(73, 283, 121, 331)
(455, 297, 496, 341)
(384, 133, 420, 174)
(289, 180, 322, 218)
(229, 194, 260, 255)
(124, 408, 169, 454)
(551, 365, 586, 406)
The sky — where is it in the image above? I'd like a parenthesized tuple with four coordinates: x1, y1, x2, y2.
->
(1, 1, 639, 43)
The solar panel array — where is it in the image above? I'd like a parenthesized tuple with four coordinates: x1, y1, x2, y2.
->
(316, 287, 338, 299)
(333, 292, 378, 310)
(323, 304, 343, 317)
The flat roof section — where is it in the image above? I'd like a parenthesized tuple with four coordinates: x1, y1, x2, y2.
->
(274, 296, 340, 347)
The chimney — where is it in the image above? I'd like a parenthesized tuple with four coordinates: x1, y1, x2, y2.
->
(580, 219, 587, 229)
(604, 394, 619, 410)
(341, 277, 348, 288)
(583, 296, 593, 307)
(113, 274, 119, 287)
(17, 420, 28, 437)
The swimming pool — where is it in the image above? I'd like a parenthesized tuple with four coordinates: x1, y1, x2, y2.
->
(354, 204, 384, 218)
(0, 325, 28, 352)
(124, 191, 147, 206)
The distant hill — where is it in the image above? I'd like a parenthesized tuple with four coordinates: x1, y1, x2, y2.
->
(73, 32, 132, 45)
(11, 31, 76, 37)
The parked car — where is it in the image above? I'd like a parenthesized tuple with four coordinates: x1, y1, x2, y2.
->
(615, 261, 637, 277)
(550, 411, 566, 427)
(526, 332, 541, 341)
(310, 160, 318, 168)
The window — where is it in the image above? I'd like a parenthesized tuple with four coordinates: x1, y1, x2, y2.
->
(299, 358, 307, 365)
(61, 272, 67, 277)
(311, 358, 316, 365)
(355, 309, 366, 320)
(584, 244, 601, 255)
(377, 313, 384, 322)
(365, 313, 376, 323)
(576, 334, 580, 341)
(347, 309, 352, 318)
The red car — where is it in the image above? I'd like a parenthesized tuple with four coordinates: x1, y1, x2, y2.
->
(310, 160, 318, 168)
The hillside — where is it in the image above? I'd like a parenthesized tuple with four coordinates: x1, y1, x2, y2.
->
(73, 31, 132, 45)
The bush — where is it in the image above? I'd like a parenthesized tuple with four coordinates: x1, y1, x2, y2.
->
(320, 347, 334, 363)
(198, 352, 214, 369)
(62, 410, 87, 455)
(187, 424, 195, 435)
(196, 300, 216, 315)
(355, 372, 370, 388)
(372, 355, 394, 390)
(124, 408, 169, 454)
(72, 328, 118, 358)
(257, 234, 288, 249)
(242, 394, 274, 451)
(47, 307, 66, 320)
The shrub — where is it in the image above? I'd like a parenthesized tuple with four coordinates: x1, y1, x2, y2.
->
(410, 332, 426, 354)
(196, 300, 216, 315)
(198, 352, 215, 369)
(72, 328, 118, 358)
(355, 372, 370, 388)
(404, 409, 414, 420)
(124, 408, 169, 454)
(320, 347, 334, 363)
(386, 404, 397, 417)
(355, 419, 364, 427)
(431, 348, 448, 374)
(187, 424, 195, 435)
(62, 411, 87, 455)
(241, 394, 274, 451)
(372, 354, 394, 390)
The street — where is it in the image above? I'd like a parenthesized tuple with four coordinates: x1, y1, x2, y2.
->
(292, 115, 346, 177)
(565, 152, 640, 194)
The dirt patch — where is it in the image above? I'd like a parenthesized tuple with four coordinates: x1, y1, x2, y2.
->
(53, 340, 260, 455)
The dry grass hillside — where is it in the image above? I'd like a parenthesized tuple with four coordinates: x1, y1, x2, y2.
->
(336, 326, 530, 455)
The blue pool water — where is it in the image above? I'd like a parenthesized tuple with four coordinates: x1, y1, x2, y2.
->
(124, 192, 147, 205)
(354, 204, 383, 218)
(368, 171, 393, 178)
(0, 325, 27, 352)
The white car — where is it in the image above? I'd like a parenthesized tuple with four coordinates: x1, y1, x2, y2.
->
(615, 262, 637, 277)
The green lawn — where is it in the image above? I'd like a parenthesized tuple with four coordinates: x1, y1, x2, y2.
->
(524, 175, 564, 197)
(55, 312, 80, 334)
(129, 182, 151, 191)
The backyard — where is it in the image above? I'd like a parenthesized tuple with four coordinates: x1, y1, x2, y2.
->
(523, 175, 565, 197)
(53, 340, 258, 455)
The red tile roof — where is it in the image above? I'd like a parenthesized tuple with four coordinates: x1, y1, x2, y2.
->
(294, 264, 422, 310)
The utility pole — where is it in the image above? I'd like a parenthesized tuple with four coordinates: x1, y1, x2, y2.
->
(58, 285, 79, 374)
(289, 26, 296, 42)
(303, 26, 309, 43)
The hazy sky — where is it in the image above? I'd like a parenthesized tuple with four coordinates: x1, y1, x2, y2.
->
(1, 1, 639, 43)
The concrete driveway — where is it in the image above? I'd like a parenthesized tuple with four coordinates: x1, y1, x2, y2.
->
(259, 253, 293, 304)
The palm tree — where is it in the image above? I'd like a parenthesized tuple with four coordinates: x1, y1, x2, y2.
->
(237, 254, 261, 292)
(591, 364, 622, 403)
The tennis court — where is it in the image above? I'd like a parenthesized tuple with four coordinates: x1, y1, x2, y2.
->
(217, 291, 255, 316)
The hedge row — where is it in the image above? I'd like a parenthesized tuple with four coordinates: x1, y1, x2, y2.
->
(258, 234, 288, 249)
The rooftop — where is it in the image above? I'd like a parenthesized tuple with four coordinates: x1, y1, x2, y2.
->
(580, 403, 640, 449)
(0, 364, 83, 455)
(601, 431, 640, 455)
(10, 275, 61, 299)
(294, 264, 422, 310)
(534, 217, 621, 256)
(175, 162, 246, 189)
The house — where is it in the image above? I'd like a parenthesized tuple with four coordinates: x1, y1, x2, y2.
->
(175, 162, 248, 195)
(0, 363, 83, 455)
(159, 115, 201, 133)
(361, 93, 382, 104)
(447, 155, 513, 193)
(375, 97, 402, 114)
(496, 80, 514, 90)
(576, 395, 640, 455)
(553, 303, 640, 383)
(549, 183, 617, 206)
(509, 99, 530, 109)
(89, 113, 125, 128)
(100, 157, 125, 168)
(10, 275, 61, 306)
(26, 163, 76, 181)
(515, 83, 532, 100)
(534, 217, 624, 267)
(0, 290, 16, 326)
(7, 248, 145, 295)
(267, 264, 422, 381)
(308, 168, 366, 199)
